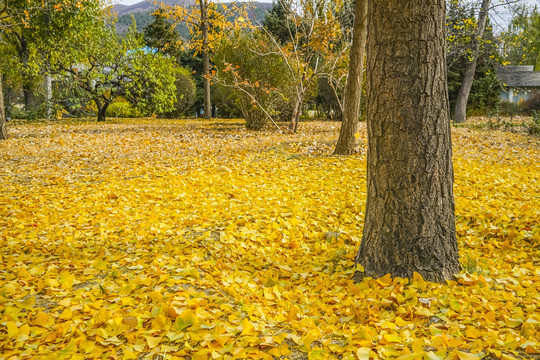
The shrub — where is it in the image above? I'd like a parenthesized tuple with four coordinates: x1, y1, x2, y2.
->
(107, 99, 145, 118)
(161, 67, 196, 118)
(520, 91, 540, 114)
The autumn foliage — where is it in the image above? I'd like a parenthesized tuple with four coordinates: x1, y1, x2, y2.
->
(0, 119, 539, 359)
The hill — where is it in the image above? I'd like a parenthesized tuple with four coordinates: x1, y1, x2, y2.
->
(111, 1, 273, 35)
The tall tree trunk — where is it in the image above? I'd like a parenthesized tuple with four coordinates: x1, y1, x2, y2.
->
(44, 72, 53, 120)
(200, 0, 211, 120)
(355, 0, 460, 283)
(19, 36, 36, 112)
(0, 68, 7, 140)
(334, 0, 368, 155)
(453, 0, 490, 123)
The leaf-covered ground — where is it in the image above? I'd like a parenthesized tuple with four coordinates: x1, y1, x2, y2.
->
(0, 119, 539, 360)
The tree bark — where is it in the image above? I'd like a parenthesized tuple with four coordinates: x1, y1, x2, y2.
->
(0, 68, 8, 140)
(44, 72, 53, 119)
(334, 0, 368, 155)
(19, 36, 36, 111)
(355, 0, 460, 283)
(23, 86, 36, 111)
(453, 0, 490, 123)
(200, 0, 212, 120)
(95, 99, 109, 122)
(289, 94, 304, 133)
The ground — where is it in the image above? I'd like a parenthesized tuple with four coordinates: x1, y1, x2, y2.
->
(0, 118, 539, 360)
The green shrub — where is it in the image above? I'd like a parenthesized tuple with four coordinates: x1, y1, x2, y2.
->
(107, 99, 145, 118)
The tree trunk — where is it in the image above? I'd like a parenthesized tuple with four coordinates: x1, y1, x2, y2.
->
(288, 95, 304, 133)
(23, 86, 36, 111)
(453, 0, 490, 123)
(355, 0, 460, 283)
(95, 99, 109, 122)
(200, 0, 211, 120)
(0, 68, 8, 140)
(19, 36, 36, 112)
(44, 73, 53, 120)
(334, 0, 368, 155)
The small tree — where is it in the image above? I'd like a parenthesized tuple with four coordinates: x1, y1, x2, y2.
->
(453, 0, 491, 123)
(214, 29, 292, 131)
(252, 0, 350, 132)
(143, 9, 183, 59)
(260, 0, 351, 133)
(55, 23, 178, 122)
(447, 0, 500, 116)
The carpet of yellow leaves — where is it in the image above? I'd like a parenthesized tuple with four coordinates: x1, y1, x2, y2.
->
(0, 119, 539, 360)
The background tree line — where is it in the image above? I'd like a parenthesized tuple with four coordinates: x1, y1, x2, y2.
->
(1, 0, 539, 133)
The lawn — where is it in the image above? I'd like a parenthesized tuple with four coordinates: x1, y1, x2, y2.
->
(0, 119, 539, 360)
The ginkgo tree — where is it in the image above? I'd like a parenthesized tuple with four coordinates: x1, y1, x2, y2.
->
(260, 0, 351, 133)
(355, 0, 460, 282)
(214, 0, 351, 132)
(158, 0, 249, 119)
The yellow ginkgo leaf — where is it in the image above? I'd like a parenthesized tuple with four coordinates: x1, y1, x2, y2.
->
(144, 336, 162, 349)
(241, 318, 258, 336)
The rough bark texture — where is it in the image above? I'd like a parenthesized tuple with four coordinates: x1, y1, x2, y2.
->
(356, 0, 460, 283)
(453, 0, 490, 123)
(334, 0, 368, 155)
(200, 0, 212, 120)
(95, 99, 109, 122)
(0, 69, 7, 140)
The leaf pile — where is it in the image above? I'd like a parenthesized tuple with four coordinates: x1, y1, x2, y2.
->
(1, 119, 539, 360)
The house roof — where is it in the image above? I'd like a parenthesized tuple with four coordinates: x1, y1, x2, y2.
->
(496, 66, 540, 88)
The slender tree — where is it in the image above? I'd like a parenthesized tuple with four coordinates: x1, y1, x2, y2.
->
(159, 0, 247, 119)
(333, 0, 368, 155)
(453, 0, 490, 123)
(260, 0, 349, 133)
(0, 0, 7, 140)
(355, 0, 460, 282)
(0, 70, 6, 140)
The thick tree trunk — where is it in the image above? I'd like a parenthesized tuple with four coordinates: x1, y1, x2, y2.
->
(453, 0, 490, 123)
(200, 0, 211, 120)
(334, 0, 368, 155)
(0, 69, 7, 140)
(355, 0, 460, 283)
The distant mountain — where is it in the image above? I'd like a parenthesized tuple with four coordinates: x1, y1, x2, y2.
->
(111, 1, 273, 35)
